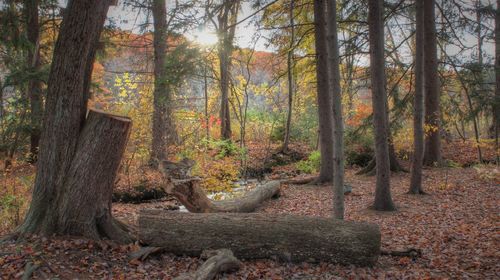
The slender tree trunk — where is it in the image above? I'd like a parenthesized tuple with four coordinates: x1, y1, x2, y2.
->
(17, 0, 132, 242)
(368, 0, 395, 211)
(495, 0, 500, 164)
(409, 0, 425, 194)
(282, 0, 295, 153)
(326, 0, 344, 219)
(25, 0, 43, 162)
(218, 2, 239, 140)
(150, 0, 170, 167)
(473, 0, 484, 163)
(313, 0, 334, 183)
(0, 81, 3, 121)
(423, 0, 441, 166)
(204, 63, 210, 140)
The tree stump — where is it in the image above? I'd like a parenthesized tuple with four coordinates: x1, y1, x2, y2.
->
(139, 211, 381, 266)
(56, 109, 134, 243)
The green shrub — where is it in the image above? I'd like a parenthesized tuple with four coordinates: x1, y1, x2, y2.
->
(204, 139, 241, 158)
(270, 122, 286, 143)
(445, 159, 461, 168)
(344, 127, 374, 167)
(296, 150, 321, 174)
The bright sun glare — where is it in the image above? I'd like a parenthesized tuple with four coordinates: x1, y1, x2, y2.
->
(193, 30, 218, 46)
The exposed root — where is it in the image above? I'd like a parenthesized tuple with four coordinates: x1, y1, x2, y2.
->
(22, 261, 40, 280)
(129, 246, 164, 261)
(356, 159, 376, 175)
(381, 248, 422, 260)
(174, 249, 241, 280)
(407, 190, 427, 195)
(356, 157, 408, 176)
(0, 232, 20, 244)
(97, 216, 135, 244)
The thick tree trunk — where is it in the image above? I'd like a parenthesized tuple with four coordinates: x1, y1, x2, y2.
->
(314, 0, 334, 183)
(368, 0, 395, 211)
(409, 0, 425, 194)
(150, 0, 171, 167)
(165, 179, 280, 213)
(282, 0, 295, 153)
(25, 0, 43, 162)
(16, 0, 132, 242)
(326, 0, 345, 219)
(139, 211, 381, 266)
(423, 0, 441, 166)
(82, 36, 102, 119)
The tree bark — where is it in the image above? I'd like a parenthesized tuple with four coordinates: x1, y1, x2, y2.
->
(423, 0, 441, 166)
(57, 109, 133, 243)
(139, 211, 381, 266)
(150, 0, 172, 167)
(326, 0, 345, 219)
(218, 1, 240, 140)
(17, 0, 132, 242)
(314, 0, 334, 183)
(174, 249, 241, 280)
(409, 0, 425, 194)
(495, 0, 500, 164)
(25, 0, 43, 162)
(165, 179, 280, 213)
(282, 0, 295, 153)
(368, 0, 396, 211)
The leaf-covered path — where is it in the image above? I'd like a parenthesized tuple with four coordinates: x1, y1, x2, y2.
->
(1, 166, 498, 279)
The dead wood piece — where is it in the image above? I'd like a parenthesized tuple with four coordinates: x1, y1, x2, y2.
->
(129, 246, 164, 261)
(282, 176, 317, 185)
(166, 179, 281, 213)
(175, 249, 241, 280)
(282, 177, 353, 194)
(161, 158, 196, 179)
(139, 211, 381, 266)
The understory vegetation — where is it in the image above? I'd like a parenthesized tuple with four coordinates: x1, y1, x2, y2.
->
(1, 0, 499, 279)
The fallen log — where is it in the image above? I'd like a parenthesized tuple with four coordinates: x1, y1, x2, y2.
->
(174, 249, 241, 280)
(166, 179, 280, 213)
(139, 211, 380, 266)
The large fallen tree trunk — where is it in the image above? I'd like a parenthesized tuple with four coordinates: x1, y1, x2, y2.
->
(165, 178, 280, 213)
(139, 211, 380, 266)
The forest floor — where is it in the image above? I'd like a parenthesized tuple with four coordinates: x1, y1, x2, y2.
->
(0, 141, 499, 279)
